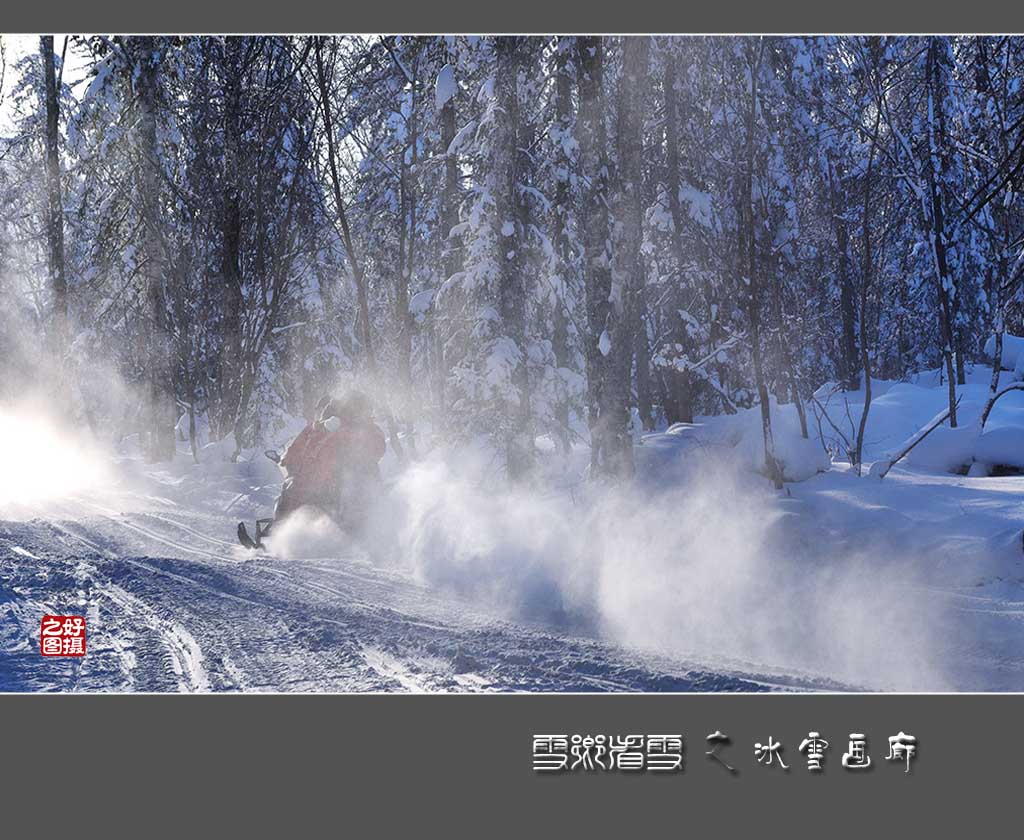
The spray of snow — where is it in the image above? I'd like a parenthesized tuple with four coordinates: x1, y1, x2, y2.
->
(263, 506, 353, 559)
(0, 297, 153, 515)
(382, 444, 951, 690)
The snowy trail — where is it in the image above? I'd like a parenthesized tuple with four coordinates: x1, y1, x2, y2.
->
(1, 489, 834, 693)
(3, 449, 1024, 692)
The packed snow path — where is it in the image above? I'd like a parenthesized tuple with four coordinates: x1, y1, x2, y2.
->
(1, 492, 832, 693)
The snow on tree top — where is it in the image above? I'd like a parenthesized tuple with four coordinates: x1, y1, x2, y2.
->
(435, 64, 457, 111)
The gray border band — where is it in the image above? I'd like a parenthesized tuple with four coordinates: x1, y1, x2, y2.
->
(0, 694, 1016, 833)
(1, 1, 1024, 35)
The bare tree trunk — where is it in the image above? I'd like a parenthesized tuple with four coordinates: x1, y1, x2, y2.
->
(494, 37, 534, 480)
(633, 289, 654, 431)
(393, 53, 420, 457)
(854, 109, 881, 475)
(313, 37, 405, 460)
(396, 57, 417, 401)
(40, 36, 67, 362)
(926, 38, 959, 428)
(550, 41, 574, 452)
(828, 160, 859, 392)
(577, 37, 633, 479)
(955, 330, 967, 385)
(219, 37, 244, 444)
(187, 394, 199, 464)
(663, 56, 694, 424)
(743, 42, 783, 489)
(433, 41, 460, 426)
(136, 38, 176, 462)
(981, 329, 1003, 429)
(766, 249, 807, 438)
(618, 38, 652, 433)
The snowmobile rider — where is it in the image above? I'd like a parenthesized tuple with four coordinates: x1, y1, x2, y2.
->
(251, 391, 386, 543)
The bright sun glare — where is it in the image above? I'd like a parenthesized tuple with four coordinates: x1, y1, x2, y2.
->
(0, 409, 110, 506)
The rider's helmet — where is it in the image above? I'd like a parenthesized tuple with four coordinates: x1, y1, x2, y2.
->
(319, 396, 344, 422)
(340, 391, 372, 421)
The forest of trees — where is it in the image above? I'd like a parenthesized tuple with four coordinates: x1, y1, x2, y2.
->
(1, 36, 1023, 482)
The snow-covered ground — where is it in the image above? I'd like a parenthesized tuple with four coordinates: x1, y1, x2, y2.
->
(2, 361, 1024, 692)
(0, 486, 826, 693)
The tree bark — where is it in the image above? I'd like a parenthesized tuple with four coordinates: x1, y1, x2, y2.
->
(742, 41, 783, 488)
(550, 41, 574, 451)
(577, 36, 633, 479)
(663, 57, 694, 424)
(395, 53, 418, 402)
(828, 161, 860, 392)
(926, 38, 959, 428)
(40, 36, 68, 360)
(313, 37, 405, 460)
(435, 40, 460, 422)
(494, 37, 534, 480)
(219, 37, 244, 444)
(854, 109, 881, 474)
(136, 38, 176, 462)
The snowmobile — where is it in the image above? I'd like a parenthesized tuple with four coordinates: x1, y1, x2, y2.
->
(236, 449, 284, 550)
(237, 448, 383, 551)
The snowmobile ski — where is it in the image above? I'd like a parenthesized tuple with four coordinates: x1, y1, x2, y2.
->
(237, 522, 259, 550)
(238, 519, 276, 552)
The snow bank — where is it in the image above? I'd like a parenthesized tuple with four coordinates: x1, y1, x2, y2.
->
(984, 333, 1024, 373)
(199, 433, 238, 463)
(752, 426, 830, 482)
(175, 412, 211, 448)
(905, 424, 980, 473)
(812, 366, 1024, 475)
(975, 426, 1024, 470)
(815, 379, 944, 464)
(715, 401, 829, 482)
(641, 400, 828, 484)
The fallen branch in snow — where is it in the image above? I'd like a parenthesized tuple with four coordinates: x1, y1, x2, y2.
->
(980, 381, 1024, 428)
(809, 393, 854, 464)
(870, 395, 962, 480)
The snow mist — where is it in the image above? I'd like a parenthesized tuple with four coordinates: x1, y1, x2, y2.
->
(382, 447, 952, 691)
(262, 507, 353, 559)
(0, 300, 144, 515)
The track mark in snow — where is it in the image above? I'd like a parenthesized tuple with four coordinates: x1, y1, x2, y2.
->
(104, 583, 210, 692)
(136, 512, 239, 549)
(361, 646, 433, 692)
(72, 499, 239, 563)
(452, 672, 494, 690)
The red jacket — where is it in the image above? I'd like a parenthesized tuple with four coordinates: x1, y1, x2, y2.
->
(281, 418, 386, 498)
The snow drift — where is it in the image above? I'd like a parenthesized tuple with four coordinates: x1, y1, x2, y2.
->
(984, 332, 1024, 376)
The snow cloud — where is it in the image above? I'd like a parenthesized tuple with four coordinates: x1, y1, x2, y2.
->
(262, 506, 354, 559)
(382, 445, 952, 690)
